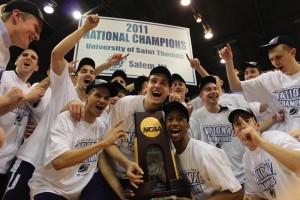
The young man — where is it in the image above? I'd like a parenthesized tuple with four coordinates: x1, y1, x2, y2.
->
(186, 55, 265, 116)
(1, 15, 99, 200)
(0, 0, 53, 151)
(188, 76, 246, 184)
(229, 107, 300, 200)
(130, 75, 148, 95)
(0, 48, 46, 197)
(28, 79, 125, 199)
(219, 36, 300, 132)
(163, 101, 243, 200)
(240, 62, 262, 81)
(169, 73, 189, 106)
(111, 69, 127, 88)
(104, 65, 172, 191)
(0, 0, 53, 70)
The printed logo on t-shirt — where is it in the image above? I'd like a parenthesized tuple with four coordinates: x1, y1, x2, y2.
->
(12, 104, 30, 126)
(203, 124, 233, 143)
(75, 139, 97, 176)
(273, 87, 300, 118)
(125, 130, 135, 152)
(180, 169, 205, 195)
(252, 159, 277, 198)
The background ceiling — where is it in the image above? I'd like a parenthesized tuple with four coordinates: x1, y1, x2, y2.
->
(4, 0, 300, 97)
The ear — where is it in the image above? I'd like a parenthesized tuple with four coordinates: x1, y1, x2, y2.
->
(291, 48, 297, 57)
(186, 122, 190, 130)
(219, 79, 224, 87)
(12, 9, 22, 24)
(185, 87, 188, 94)
(85, 93, 89, 102)
(255, 121, 260, 131)
(199, 91, 204, 100)
(34, 65, 39, 72)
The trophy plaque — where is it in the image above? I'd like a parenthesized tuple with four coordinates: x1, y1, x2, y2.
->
(132, 111, 190, 200)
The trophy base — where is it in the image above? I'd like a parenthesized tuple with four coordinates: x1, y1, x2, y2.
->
(131, 179, 190, 200)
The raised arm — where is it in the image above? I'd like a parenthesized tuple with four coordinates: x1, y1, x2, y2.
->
(95, 53, 129, 75)
(51, 15, 100, 75)
(219, 44, 242, 92)
(238, 117, 300, 175)
(186, 54, 209, 77)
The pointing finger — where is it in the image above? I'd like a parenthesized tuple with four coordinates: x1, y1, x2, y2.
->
(122, 53, 130, 59)
(114, 119, 124, 128)
(238, 117, 250, 127)
(186, 53, 191, 61)
(226, 43, 232, 52)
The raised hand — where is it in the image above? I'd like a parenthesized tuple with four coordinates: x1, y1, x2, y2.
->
(237, 117, 262, 147)
(169, 93, 182, 102)
(186, 53, 201, 70)
(104, 120, 126, 147)
(108, 53, 130, 66)
(82, 14, 100, 32)
(218, 44, 233, 62)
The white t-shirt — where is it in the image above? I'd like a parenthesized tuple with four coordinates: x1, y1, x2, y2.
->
(0, 19, 10, 70)
(188, 97, 203, 113)
(188, 93, 260, 116)
(0, 71, 30, 173)
(188, 106, 246, 183)
(29, 111, 103, 199)
(17, 66, 80, 167)
(241, 70, 300, 131)
(28, 83, 52, 124)
(176, 138, 242, 199)
(99, 106, 109, 127)
(244, 130, 300, 199)
(105, 95, 145, 179)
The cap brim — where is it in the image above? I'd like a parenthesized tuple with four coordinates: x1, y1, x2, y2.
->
(259, 44, 276, 57)
(228, 109, 253, 123)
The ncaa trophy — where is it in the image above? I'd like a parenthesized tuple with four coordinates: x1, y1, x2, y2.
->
(132, 111, 190, 200)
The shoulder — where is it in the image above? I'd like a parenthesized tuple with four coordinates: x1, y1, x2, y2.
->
(189, 138, 226, 158)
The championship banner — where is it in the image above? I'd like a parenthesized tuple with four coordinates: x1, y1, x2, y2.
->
(74, 16, 196, 85)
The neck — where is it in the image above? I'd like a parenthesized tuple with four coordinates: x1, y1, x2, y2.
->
(205, 103, 221, 113)
(75, 86, 86, 102)
(286, 61, 300, 75)
(15, 68, 31, 83)
(218, 87, 224, 96)
(84, 109, 97, 123)
(143, 96, 162, 112)
(173, 135, 190, 154)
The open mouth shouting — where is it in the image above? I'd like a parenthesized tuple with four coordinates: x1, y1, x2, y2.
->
(83, 78, 91, 84)
(169, 128, 181, 138)
(23, 60, 32, 67)
(96, 104, 104, 111)
(152, 91, 162, 100)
